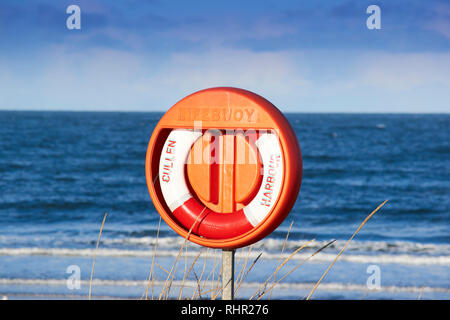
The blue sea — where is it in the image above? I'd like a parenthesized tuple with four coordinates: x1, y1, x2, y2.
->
(0, 111, 448, 300)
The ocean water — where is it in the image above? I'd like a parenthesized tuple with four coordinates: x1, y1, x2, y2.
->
(0, 111, 448, 300)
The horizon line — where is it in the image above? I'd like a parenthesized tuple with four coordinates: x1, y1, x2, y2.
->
(0, 108, 449, 115)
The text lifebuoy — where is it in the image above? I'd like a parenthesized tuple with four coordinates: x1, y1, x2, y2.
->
(159, 129, 284, 239)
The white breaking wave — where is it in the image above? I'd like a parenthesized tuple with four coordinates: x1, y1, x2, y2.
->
(0, 246, 449, 266)
(2, 235, 450, 256)
(0, 278, 448, 294)
(3, 234, 449, 255)
(101, 236, 450, 255)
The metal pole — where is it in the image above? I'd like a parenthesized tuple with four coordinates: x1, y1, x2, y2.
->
(222, 249, 235, 300)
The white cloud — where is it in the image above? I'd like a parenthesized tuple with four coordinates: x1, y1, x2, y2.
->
(23, 46, 312, 110)
(148, 48, 311, 103)
(356, 51, 450, 90)
(427, 2, 450, 39)
(0, 46, 449, 113)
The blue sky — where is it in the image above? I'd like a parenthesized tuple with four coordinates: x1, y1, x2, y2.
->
(0, 0, 449, 112)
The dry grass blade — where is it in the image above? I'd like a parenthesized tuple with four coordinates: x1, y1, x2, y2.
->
(211, 275, 232, 300)
(88, 212, 107, 300)
(211, 255, 223, 300)
(200, 250, 225, 299)
(209, 250, 220, 299)
(235, 245, 253, 289)
(360, 289, 369, 300)
(250, 238, 315, 300)
(155, 262, 170, 274)
(193, 271, 202, 299)
(143, 215, 161, 300)
(143, 172, 162, 299)
(178, 247, 204, 300)
(159, 208, 205, 300)
(282, 221, 294, 253)
(175, 243, 189, 299)
(212, 252, 239, 301)
(256, 239, 336, 300)
(306, 200, 388, 300)
(234, 252, 262, 296)
(418, 286, 425, 300)
(269, 221, 293, 299)
(160, 245, 186, 299)
(191, 248, 209, 299)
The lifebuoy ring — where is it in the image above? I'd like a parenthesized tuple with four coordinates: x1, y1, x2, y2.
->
(159, 129, 284, 239)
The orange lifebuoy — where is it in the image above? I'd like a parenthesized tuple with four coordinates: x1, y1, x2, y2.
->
(146, 87, 302, 249)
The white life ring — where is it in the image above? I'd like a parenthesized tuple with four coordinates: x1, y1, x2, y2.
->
(158, 129, 284, 239)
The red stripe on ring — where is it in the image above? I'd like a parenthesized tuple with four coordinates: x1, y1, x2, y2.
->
(172, 198, 254, 239)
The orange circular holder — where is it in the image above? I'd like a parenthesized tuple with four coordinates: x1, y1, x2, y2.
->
(146, 87, 302, 249)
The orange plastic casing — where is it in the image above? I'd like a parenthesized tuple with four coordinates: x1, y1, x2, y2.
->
(145, 87, 302, 249)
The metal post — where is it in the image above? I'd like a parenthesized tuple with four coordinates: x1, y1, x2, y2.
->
(222, 249, 235, 300)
